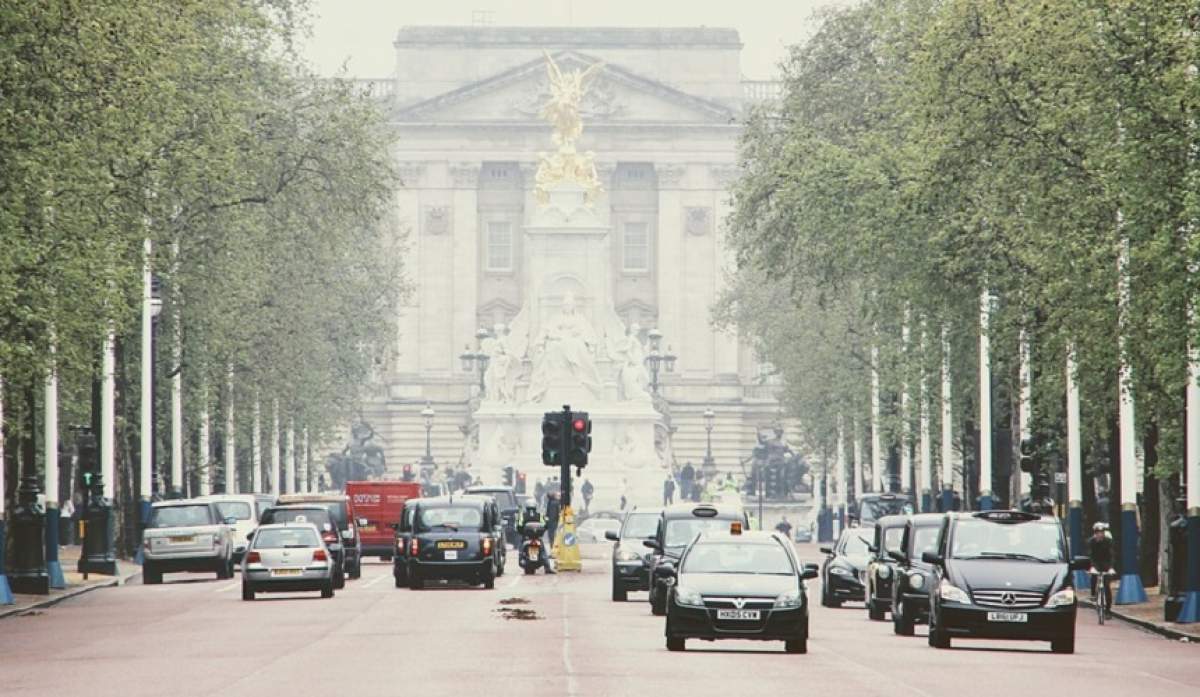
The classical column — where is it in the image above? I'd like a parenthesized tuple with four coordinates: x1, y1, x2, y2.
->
(1066, 345, 1088, 590)
(1115, 236, 1147, 604)
(101, 331, 116, 502)
(0, 377, 11, 605)
(44, 349, 65, 588)
(251, 396, 262, 493)
(835, 416, 847, 535)
(978, 289, 993, 511)
(852, 419, 863, 509)
(871, 341, 883, 494)
(170, 312, 183, 498)
(919, 326, 933, 513)
(900, 317, 912, 500)
(197, 392, 210, 496)
(285, 420, 295, 495)
(224, 367, 236, 494)
(300, 427, 310, 493)
(1181, 318, 1200, 621)
(1018, 327, 1033, 503)
(940, 324, 956, 512)
(270, 400, 281, 494)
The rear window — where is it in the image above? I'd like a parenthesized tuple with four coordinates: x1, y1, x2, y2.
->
(859, 497, 912, 524)
(469, 490, 517, 510)
(264, 509, 334, 531)
(682, 542, 794, 575)
(417, 506, 484, 532)
(621, 513, 659, 539)
(254, 528, 320, 549)
(213, 501, 253, 521)
(150, 505, 213, 528)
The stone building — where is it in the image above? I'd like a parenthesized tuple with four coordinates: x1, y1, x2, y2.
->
(360, 26, 794, 481)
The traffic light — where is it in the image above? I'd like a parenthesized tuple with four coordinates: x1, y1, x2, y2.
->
(503, 465, 514, 487)
(1019, 438, 1036, 474)
(402, 464, 414, 481)
(542, 411, 566, 466)
(568, 412, 592, 468)
(516, 470, 527, 494)
(77, 431, 98, 491)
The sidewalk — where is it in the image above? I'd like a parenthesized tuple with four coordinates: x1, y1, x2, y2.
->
(1081, 586, 1200, 642)
(1, 545, 141, 620)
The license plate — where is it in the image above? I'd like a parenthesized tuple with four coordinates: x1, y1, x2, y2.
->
(529, 549, 539, 561)
(716, 609, 760, 621)
(169, 536, 194, 544)
(443, 550, 458, 560)
(987, 611, 1028, 623)
(360, 525, 376, 532)
(437, 540, 466, 549)
(271, 568, 302, 577)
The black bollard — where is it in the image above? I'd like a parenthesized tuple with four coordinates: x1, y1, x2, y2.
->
(9, 474, 50, 594)
(79, 470, 118, 576)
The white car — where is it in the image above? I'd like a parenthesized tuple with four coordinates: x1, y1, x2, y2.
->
(199, 494, 261, 562)
(576, 517, 622, 543)
(142, 500, 236, 583)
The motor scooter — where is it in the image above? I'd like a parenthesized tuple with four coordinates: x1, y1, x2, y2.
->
(518, 521, 548, 575)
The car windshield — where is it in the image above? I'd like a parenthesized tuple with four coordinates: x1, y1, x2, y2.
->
(665, 518, 737, 547)
(860, 497, 912, 524)
(213, 501, 252, 521)
(150, 505, 212, 528)
(267, 509, 333, 531)
(912, 527, 940, 557)
(682, 542, 794, 575)
(840, 533, 870, 556)
(622, 513, 658, 539)
(254, 528, 320, 549)
(950, 521, 1064, 562)
(418, 506, 484, 532)
(882, 527, 904, 554)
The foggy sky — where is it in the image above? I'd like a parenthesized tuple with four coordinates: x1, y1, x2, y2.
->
(299, 0, 852, 80)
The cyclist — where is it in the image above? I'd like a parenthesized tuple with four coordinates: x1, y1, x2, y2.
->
(1088, 522, 1115, 613)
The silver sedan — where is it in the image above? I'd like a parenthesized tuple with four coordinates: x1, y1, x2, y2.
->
(241, 523, 336, 600)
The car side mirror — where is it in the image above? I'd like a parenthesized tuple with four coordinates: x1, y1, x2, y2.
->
(1070, 555, 1091, 571)
(921, 551, 943, 565)
(657, 561, 676, 575)
(341, 529, 353, 540)
(245, 532, 255, 541)
(888, 549, 906, 563)
(357, 518, 368, 527)
(643, 539, 660, 551)
(819, 546, 833, 555)
(801, 563, 819, 580)
(605, 530, 620, 542)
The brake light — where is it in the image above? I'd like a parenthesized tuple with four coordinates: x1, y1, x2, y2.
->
(313, 549, 328, 562)
(482, 537, 493, 555)
(409, 538, 419, 556)
(245, 551, 261, 564)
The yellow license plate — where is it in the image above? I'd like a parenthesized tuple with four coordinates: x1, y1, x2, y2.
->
(169, 536, 194, 544)
(271, 568, 302, 577)
(436, 540, 466, 549)
(360, 525, 376, 532)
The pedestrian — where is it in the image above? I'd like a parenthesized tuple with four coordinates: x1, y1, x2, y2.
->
(691, 473, 703, 502)
(60, 496, 76, 545)
(663, 475, 675, 506)
(775, 515, 793, 540)
(620, 493, 627, 511)
(535, 479, 546, 508)
(581, 478, 594, 513)
(680, 461, 695, 501)
(545, 490, 561, 550)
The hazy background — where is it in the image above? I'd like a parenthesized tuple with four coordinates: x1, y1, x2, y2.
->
(299, 0, 851, 80)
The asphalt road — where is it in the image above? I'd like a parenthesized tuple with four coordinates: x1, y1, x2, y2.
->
(1, 543, 1197, 697)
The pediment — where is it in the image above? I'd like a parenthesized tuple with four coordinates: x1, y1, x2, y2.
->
(394, 51, 734, 126)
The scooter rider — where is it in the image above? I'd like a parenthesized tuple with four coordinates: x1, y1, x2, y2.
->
(520, 504, 554, 574)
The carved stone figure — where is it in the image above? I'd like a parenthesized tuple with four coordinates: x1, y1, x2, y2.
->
(534, 53, 606, 205)
(608, 323, 651, 402)
(526, 292, 604, 403)
(482, 323, 520, 403)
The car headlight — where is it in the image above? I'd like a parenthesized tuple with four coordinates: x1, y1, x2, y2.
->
(908, 572, 926, 590)
(774, 589, 803, 608)
(877, 565, 891, 579)
(939, 579, 970, 604)
(616, 548, 641, 562)
(829, 565, 851, 576)
(674, 585, 704, 607)
(1045, 588, 1076, 608)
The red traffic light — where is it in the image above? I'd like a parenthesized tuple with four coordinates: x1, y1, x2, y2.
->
(573, 418, 586, 432)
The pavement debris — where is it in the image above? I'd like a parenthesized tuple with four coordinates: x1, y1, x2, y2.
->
(498, 597, 530, 605)
(494, 607, 540, 620)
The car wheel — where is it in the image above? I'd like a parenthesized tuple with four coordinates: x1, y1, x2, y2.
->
(524, 564, 537, 575)
(410, 571, 424, 590)
(1051, 636, 1075, 654)
(394, 574, 405, 588)
(893, 599, 914, 636)
(482, 566, 496, 589)
(651, 587, 667, 616)
(349, 561, 362, 580)
(784, 635, 808, 654)
(612, 578, 628, 602)
(868, 597, 886, 621)
(241, 582, 255, 601)
(820, 581, 841, 608)
(928, 621, 950, 649)
(321, 583, 334, 599)
(143, 563, 162, 585)
(334, 567, 346, 589)
(666, 635, 685, 652)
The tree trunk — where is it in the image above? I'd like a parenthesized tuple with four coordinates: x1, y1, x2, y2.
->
(1139, 421, 1159, 588)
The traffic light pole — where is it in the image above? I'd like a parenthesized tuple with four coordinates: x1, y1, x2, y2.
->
(559, 404, 572, 508)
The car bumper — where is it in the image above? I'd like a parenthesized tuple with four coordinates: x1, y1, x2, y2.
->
(360, 542, 396, 557)
(144, 549, 225, 572)
(613, 562, 650, 590)
(827, 573, 865, 600)
(939, 603, 1076, 641)
(410, 559, 493, 580)
(244, 567, 332, 592)
(900, 591, 930, 616)
(669, 604, 807, 641)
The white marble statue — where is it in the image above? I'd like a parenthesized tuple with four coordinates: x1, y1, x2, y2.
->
(608, 322, 651, 402)
(482, 323, 520, 403)
(526, 292, 604, 403)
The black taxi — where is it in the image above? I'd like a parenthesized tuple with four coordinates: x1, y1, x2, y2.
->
(391, 497, 425, 588)
(924, 510, 1090, 653)
(866, 514, 909, 621)
(645, 502, 750, 615)
(664, 522, 818, 653)
(888, 512, 944, 635)
(405, 495, 504, 590)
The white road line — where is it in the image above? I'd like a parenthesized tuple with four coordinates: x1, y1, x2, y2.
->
(504, 571, 524, 588)
(214, 581, 239, 593)
(363, 572, 390, 589)
(561, 592, 577, 697)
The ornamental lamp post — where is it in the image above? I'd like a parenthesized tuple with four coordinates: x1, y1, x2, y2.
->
(459, 327, 492, 395)
(644, 328, 677, 395)
(420, 402, 436, 469)
(702, 407, 716, 476)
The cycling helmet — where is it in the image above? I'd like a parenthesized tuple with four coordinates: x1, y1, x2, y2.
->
(1093, 522, 1106, 532)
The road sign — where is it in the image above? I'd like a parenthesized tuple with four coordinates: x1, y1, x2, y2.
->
(1053, 472, 1067, 484)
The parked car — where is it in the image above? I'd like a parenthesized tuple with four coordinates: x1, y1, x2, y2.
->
(259, 505, 345, 588)
(406, 495, 505, 590)
(577, 517, 621, 544)
(142, 500, 237, 584)
(924, 510, 1090, 653)
(198, 494, 260, 562)
(345, 480, 422, 562)
(819, 527, 871, 607)
(866, 514, 909, 620)
(663, 526, 818, 653)
(645, 502, 750, 616)
(607, 508, 661, 602)
(277, 493, 363, 579)
(241, 523, 336, 600)
(889, 513, 945, 635)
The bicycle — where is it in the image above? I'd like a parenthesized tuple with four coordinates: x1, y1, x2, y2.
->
(1090, 568, 1116, 625)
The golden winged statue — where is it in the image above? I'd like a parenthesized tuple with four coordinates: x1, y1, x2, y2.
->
(535, 52, 606, 205)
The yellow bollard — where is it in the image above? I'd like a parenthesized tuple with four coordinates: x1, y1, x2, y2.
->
(552, 505, 582, 572)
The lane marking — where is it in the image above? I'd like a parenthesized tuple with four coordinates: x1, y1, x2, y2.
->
(363, 572, 391, 589)
(561, 592, 577, 697)
(214, 581, 239, 593)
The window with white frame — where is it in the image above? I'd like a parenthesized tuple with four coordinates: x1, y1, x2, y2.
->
(486, 221, 513, 272)
(622, 221, 650, 272)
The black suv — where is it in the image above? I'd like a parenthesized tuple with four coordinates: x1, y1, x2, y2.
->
(259, 505, 346, 588)
(606, 507, 661, 601)
(889, 513, 944, 635)
(866, 514, 909, 621)
(277, 494, 364, 580)
(391, 497, 425, 588)
(406, 495, 504, 590)
(645, 503, 749, 616)
(464, 485, 520, 547)
(924, 510, 1090, 653)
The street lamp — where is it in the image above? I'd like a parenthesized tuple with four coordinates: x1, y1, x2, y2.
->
(643, 327, 677, 395)
(459, 327, 491, 395)
(420, 401, 436, 468)
(702, 407, 716, 475)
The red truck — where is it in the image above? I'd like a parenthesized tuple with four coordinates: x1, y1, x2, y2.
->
(346, 481, 422, 561)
